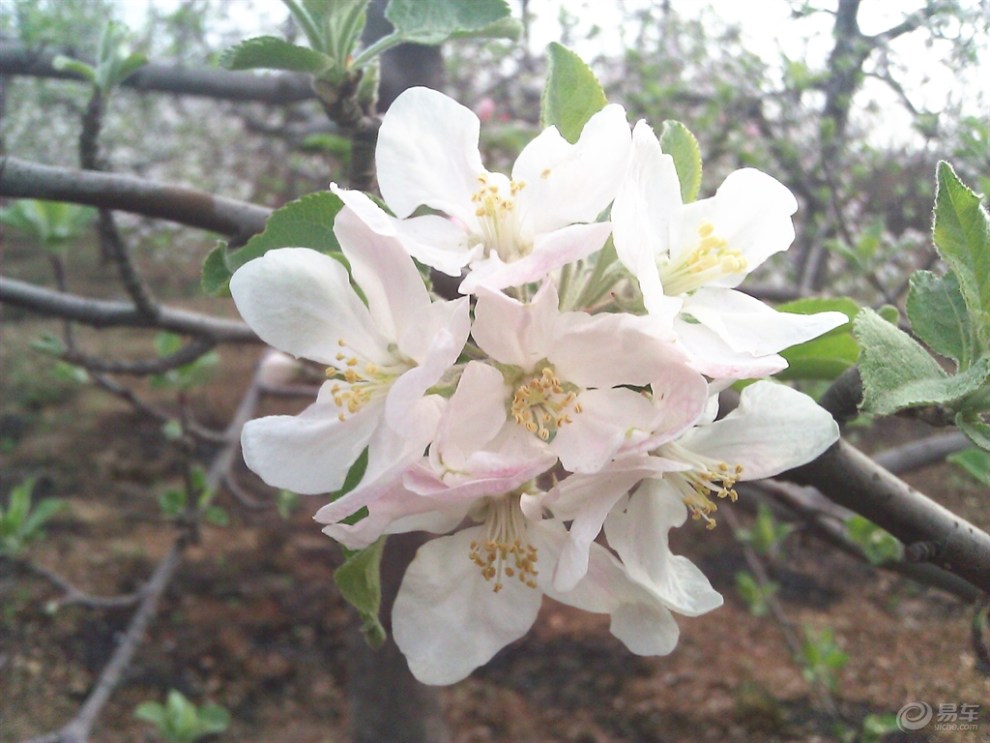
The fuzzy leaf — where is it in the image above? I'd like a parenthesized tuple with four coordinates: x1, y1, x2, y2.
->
(385, 0, 517, 44)
(854, 308, 989, 415)
(227, 191, 343, 271)
(956, 414, 990, 451)
(221, 36, 332, 73)
(334, 537, 387, 648)
(659, 120, 702, 203)
(933, 161, 990, 346)
(776, 297, 859, 380)
(907, 270, 977, 369)
(541, 42, 607, 144)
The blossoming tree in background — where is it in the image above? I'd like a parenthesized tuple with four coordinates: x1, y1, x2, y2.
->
(1, 0, 988, 741)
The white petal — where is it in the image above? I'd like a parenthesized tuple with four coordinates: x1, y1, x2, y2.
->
(550, 310, 690, 388)
(610, 601, 681, 656)
(471, 282, 558, 369)
(241, 393, 380, 494)
(513, 104, 631, 235)
(552, 388, 661, 474)
(393, 527, 543, 685)
(604, 481, 723, 617)
(612, 120, 681, 292)
(333, 184, 474, 277)
(230, 247, 386, 366)
(673, 318, 789, 380)
(334, 207, 430, 343)
(681, 380, 839, 479)
(376, 87, 484, 223)
(683, 288, 848, 357)
(458, 222, 612, 294)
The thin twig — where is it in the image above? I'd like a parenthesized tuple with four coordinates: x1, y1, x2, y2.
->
(13, 559, 143, 610)
(63, 337, 216, 376)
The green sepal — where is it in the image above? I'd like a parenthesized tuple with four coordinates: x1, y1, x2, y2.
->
(540, 42, 607, 144)
(201, 241, 233, 297)
(334, 537, 387, 648)
(659, 120, 702, 203)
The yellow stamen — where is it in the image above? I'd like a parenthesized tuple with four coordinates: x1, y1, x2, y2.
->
(510, 366, 581, 443)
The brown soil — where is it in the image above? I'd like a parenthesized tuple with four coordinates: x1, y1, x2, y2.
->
(1, 235, 988, 743)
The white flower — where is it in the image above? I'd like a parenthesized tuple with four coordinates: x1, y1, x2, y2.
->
(471, 281, 708, 473)
(230, 207, 469, 495)
(334, 86, 632, 293)
(612, 121, 847, 378)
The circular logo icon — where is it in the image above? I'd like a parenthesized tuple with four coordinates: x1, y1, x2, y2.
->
(896, 702, 934, 731)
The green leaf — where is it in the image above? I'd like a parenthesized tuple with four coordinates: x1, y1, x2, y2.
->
(201, 242, 233, 297)
(385, 0, 516, 45)
(933, 161, 990, 346)
(6, 478, 34, 531)
(227, 191, 344, 271)
(777, 297, 858, 381)
(203, 506, 229, 528)
(21, 498, 65, 538)
(845, 515, 903, 565)
(854, 308, 989, 415)
(907, 270, 977, 369)
(221, 36, 333, 74)
(956, 414, 990, 451)
(197, 703, 231, 734)
(158, 488, 186, 517)
(540, 43, 607, 144)
(659, 120, 702, 203)
(134, 701, 168, 728)
(51, 55, 97, 83)
(334, 537, 387, 648)
(948, 447, 990, 486)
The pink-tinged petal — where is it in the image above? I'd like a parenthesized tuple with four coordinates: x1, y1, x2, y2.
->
(377, 87, 484, 223)
(547, 456, 674, 591)
(682, 381, 838, 479)
(471, 282, 558, 369)
(550, 310, 691, 389)
(241, 389, 381, 495)
(334, 207, 430, 343)
(392, 526, 543, 685)
(313, 396, 443, 523)
(320, 478, 469, 550)
(458, 222, 612, 294)
(230, 247, 387, 366)
(673, 318, 789, 380)
(513, 104, 631, 235)
(552, 387, 662, 474)
(630, 370, 710, 452)
(604, 482, 723, 617)
(333, 184, 474, 276)
(612, 120, 681, 289)
(432, 362, 508, 473)
(683, 288, 848, 357)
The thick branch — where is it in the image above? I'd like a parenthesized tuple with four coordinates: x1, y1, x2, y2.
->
(0, 276, 258, 343)
(0, 157, 271, 239)
(0, 41, 314, 103)
(790, 439, 990, 591)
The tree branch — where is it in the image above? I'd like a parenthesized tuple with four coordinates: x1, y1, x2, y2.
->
(0, 276, 258, 343)
(789, 439, 990, 591)
(0, 41, 315, 104)
(0, 156, 271, 239)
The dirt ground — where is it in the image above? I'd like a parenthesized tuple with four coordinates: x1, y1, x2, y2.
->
(1, 235, 989, 742)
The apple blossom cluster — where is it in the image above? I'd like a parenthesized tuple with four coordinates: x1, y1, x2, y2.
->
(230, 87, 844, 685)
